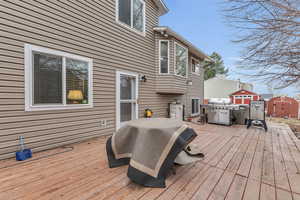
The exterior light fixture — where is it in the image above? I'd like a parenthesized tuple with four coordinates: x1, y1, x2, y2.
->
(140, 75, 147, 82)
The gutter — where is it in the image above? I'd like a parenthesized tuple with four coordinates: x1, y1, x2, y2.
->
(155, 0, 169, 16)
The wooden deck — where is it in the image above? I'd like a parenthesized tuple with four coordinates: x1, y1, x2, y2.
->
(1, 122, 300, 200)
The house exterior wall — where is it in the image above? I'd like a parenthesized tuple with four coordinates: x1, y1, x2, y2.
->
(155, 34, 187, 94)
(0, 0, 175, 159)
(204, 76, 253, 99)
(154, 35, 205, 117)
(184, 54, 205, 117)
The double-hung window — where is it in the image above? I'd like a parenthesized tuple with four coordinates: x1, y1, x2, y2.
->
(175, 43, 188, 77)
(159, 40, 169, 74)
(25, 44, 93, 111)
(117, 0, 145, 33)
(192, 99, 200, 116)
(191, 58, 201, 74)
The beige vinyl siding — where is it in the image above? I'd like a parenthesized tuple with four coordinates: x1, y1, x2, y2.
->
(0, 0, 171, 159)
(154, 34, 186, 117)
(154, 35, 204, 117)
(184, 54, 205, 116)
(155, 35, 188, 94)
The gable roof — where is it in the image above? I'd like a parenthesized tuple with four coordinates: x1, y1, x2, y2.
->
(230, 89, 259, 96)
(153, 26, 213, 62)
(154, 0, 169, 16)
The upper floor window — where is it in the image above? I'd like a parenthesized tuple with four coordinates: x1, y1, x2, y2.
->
(117, 0, 145, 33)
(25, 44, 93, 111)
(159, 40, 169, 74)
(191, 59, 201, 74)
(175, 43, 188, 77)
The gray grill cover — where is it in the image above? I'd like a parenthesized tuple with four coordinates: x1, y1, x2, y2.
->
(106, 118, 198, 187)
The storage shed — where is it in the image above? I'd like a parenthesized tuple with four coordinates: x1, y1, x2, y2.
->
(230, 89, 260, 105)
(267, 96, 299, 118)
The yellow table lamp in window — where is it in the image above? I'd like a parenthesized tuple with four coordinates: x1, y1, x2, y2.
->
(68, 90, 83, 104)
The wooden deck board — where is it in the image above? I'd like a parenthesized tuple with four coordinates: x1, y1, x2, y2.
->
(261, 130, 275, 186)
(225, 175, 247, 200)
(260, 183, 276, 200)
(190, 167, 224, 200)
(277, 188, 293, 200)
(243, 179, 260, 200)
(207, 170, 235, 200)
(271, 127, 291, 192)
(0, 122, 299, 200)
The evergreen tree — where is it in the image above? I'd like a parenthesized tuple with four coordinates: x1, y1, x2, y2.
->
(204, 52, 228, 80)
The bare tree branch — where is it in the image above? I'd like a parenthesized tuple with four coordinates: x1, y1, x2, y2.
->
(223, 0, 300, 89)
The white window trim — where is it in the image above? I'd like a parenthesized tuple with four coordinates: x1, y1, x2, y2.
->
(158, 40, 170, 75)
(24, 44, 93, 112)
(191, 57, 201, 75)
(115, 0, 146, 36)
(191, 98, 200, 116)
(174, 42, 188, 78)
(116, 70, 139, 130)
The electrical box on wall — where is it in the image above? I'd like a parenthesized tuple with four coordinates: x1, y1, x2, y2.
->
(100, 120, 107, 128)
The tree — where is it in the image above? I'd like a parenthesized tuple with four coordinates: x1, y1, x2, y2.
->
(223, 0, 300, 89)
(204, 52, 229, 80)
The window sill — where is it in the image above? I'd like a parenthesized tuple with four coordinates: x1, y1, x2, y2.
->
(116, 21, 146, 37)
(174, 74, 188, 79)
(158, 72, 170, 75)
(25, 104, 93, 112)
(192, 72, 201, 76)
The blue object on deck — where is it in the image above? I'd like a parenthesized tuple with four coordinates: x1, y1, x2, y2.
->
(15, 136, 32, 161)
(16, 149, 32, 161)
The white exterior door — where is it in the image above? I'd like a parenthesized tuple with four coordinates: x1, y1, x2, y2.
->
(116, 71, 139, 130)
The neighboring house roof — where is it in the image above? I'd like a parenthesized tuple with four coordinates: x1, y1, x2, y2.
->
(154, 0, 169, 16)
(230, 89, 259, 96)
(153, 26, 213, 62)
(204, 76, 253, 99)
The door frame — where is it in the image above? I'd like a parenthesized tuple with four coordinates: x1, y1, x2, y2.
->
(116, 70, 139, 130)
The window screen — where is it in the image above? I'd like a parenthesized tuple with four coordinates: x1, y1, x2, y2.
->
(118, 0, 131, 26)
(33, 52, 62, 104)
(133, 0, 144, 32)
(192, 59, 196, 73)
(192, 59, 201, 74)
(66, 58, 89, 104)
(175, 44, 188, 77)
(118, 0, 145, 33)
(160, 41, 169, 73)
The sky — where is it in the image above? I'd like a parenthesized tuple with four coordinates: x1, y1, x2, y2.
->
(159, 0, 297, 96)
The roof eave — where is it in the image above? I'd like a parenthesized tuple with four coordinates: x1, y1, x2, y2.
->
(153, 27, 213, 62)
(155, 0, 169, 16)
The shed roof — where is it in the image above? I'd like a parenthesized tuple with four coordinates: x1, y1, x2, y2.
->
(230, 89, 259, 96)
